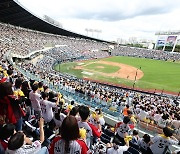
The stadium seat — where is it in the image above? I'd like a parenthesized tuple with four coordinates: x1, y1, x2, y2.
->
(139, 121, 148, 130)
(129, 141, 139, 150)
(139, 147, 147, 154)
(127, 147, 141, 154)
(123, 151, 132, 154)
(146, 123, 156, 132)
(100, 135, 110, 144)
(103, 128, 114, 137)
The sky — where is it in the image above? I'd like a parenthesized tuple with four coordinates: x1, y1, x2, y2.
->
(18, 0, 180, 42)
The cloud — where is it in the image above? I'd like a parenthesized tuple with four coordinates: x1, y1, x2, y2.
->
(19, 0, 180, 22)
(17, 0, 180, 41)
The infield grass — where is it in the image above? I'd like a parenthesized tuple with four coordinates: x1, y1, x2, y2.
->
(84, 63, 120, 73)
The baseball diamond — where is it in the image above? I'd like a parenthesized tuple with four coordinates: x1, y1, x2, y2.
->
(54, 56, 180, 94)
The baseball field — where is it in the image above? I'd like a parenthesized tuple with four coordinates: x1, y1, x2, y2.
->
(54, 56, 180, 94)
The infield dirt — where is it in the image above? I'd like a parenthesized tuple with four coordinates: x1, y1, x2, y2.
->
(75, 60, 144, 80)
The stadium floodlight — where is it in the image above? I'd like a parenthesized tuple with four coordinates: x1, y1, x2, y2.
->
(85, 28, 102, 38)
(85, 28, 89, 36)
(94, 29, 102, 39)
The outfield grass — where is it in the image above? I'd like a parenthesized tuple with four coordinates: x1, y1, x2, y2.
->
(54, 56, 180, 93)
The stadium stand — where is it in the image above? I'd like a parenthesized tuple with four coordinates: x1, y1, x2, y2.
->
(0, 0, 180, 153)
(112, 45, 180, 62)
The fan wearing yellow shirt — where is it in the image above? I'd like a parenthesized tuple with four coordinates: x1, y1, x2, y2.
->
(67, 101, 75, 113)
(89, 108, 105, 128)
(127, 110, 137, 128)
(38, 81, 44, 93)
(13, 78, 25, 99)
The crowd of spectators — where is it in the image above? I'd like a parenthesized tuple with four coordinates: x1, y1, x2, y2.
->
(42, 46, 109, 63)
(112, 45, 180, 61)
(0, 22, 109, 57)
(0, 64, 179, 153)
(0, 22, 180, 153)
(19, 58, 180, 136)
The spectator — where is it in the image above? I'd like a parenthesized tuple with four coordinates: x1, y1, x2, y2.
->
(0, 82, 25, 131)
(106, 139, 129, 154)
(78, 105, 101, 148)
(123, 105, 130, 117)
(48, 115, 89, 154)
(40, 92, 59, 123)
(138, 134, 151, 152)
(0, 124, 16, 152)
(29, 83, 42, 119)
(6, 118, 47, 154)
(69, 106, 80, 121)
(89, 108, 105, 127)
(53, 106, 66, 128)
(150, 127, 179, 154)
(114, 116, 131, 146)
(131, 130, 140, 145)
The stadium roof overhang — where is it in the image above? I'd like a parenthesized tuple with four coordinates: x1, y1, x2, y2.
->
(155, 31, 180, 35)
(0, 0, 110, 43)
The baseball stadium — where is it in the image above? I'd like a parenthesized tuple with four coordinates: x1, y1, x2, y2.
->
(0, 0, 179, 154)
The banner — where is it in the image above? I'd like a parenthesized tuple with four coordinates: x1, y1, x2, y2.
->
(156, 36, 167, 47)
(165, 36, 177, 47)
(157, 39, 166, 47)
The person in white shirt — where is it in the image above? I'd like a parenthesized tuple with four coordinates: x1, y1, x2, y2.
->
(154, 111, 162, 124)
(138, 107, 148, 121)
(115, 116, 131, 146)
(150, 127, 179, 154)
(6, 118, 48, 154)
(131, 130, 140, 145)
(170, 116, 180, 134)
(29, 84, 42, 119)
(138, 134, 151, 151)
(106, 139, 129, 154)
(40, 92, 59, 123)
(54, 107, 67, 128)
(89, 109, 105, 128)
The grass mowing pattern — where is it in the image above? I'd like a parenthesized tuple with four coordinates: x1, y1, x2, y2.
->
(54, 56, 180, 93)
